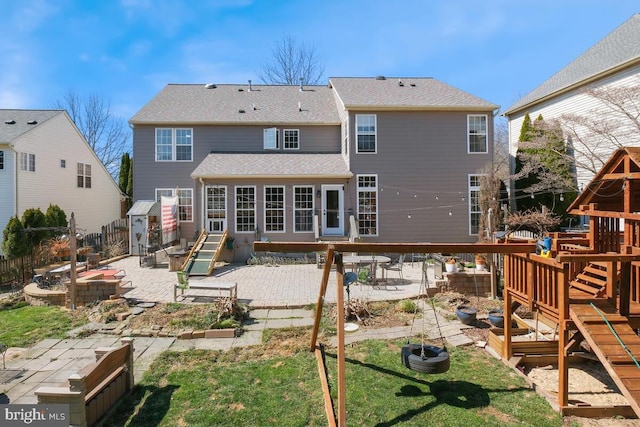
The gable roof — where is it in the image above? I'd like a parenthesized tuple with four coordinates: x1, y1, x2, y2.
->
(504, 14, 640, 116)
(0, 110, 63, 143)
(191, 153, 352, 179)
(129, 83, 341, 125)
(568, 146, 640, 215)
(329, 77, 497, 111)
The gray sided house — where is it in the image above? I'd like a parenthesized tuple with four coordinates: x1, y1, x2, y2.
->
(129, 77, 497, 261)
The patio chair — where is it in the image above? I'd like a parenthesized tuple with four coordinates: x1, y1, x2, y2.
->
(356, 265, 372, 286)
(383, 254, 405, 281)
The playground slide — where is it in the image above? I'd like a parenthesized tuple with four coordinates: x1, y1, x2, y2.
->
(570, 303, 640, 417)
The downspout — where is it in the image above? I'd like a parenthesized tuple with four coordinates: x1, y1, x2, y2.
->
(199, 178, 205, 232)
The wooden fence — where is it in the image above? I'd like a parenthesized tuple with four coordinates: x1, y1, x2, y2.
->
(0, 218, 129, 286)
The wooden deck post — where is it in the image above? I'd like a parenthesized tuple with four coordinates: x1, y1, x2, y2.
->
(310, 247, 333, 352)
(335, 253, 347, 427)
(558, 262, 570, 408)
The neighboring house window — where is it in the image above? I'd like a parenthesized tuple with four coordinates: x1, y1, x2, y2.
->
(0, 150, 3, 170)
(20, 152, 35, 172)
(155, 128, 192, 161)
(77, 163, 92, 188)
(469, 175, 482, 235)
(356, 114, 376, 153)
(264, 186, 285, 232)
(263, 128, 279, 150)
(283, 129, 299, 149)
(357, 175, 378, 236)
(235, 186, 256, 232)
(468, 115, 488, 153)
(60, 159, 66, 168)
(294, 186, 314, 233)
(156, 188, 193, 222)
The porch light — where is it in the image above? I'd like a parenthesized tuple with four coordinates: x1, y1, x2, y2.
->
(316, 190, 321, 198)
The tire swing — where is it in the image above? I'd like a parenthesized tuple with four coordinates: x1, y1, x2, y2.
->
(401, 255, 450, 374)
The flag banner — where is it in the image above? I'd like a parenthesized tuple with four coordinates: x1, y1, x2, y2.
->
(161, 196, 178, 244)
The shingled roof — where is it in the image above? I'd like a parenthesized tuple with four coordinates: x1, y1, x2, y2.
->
(191, 153, 352, 179)
(504, 14, 640, 115)
(329, 77, 497, 111)
(130, 83, 341, 125)
(0, 110, 62, 143)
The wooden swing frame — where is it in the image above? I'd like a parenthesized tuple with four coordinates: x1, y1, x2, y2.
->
(253, 241, 534, 427)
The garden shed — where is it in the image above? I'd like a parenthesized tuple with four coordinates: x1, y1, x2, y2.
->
(126, 200, 160, 255)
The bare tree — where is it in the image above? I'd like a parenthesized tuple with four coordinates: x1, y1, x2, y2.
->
(259, 34, 325, 85)
(561, 77, 640, 177)
(53, 90, 130, 178)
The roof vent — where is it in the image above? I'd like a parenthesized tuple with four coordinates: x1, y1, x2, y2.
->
(248, 80, 252, 92)
(239, 109, 245, 113)
(398, 79, 404, 87)
(4, 119, 15, 124)
(376, 75, 386, 80)
(205, 83, 216, 89)
(410, 83, 416, 87)
(27, 120, 37, 125)
(238, 88, 244, 92)
(299, 77, 304, 92)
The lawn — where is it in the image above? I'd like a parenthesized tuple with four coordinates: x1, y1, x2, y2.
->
(106, 327, 563, 427)
(0, 302, 87, 347)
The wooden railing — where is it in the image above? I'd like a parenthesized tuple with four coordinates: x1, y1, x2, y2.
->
(504, 253, 569, 323)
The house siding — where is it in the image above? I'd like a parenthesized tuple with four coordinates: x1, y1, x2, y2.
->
(6, 113, 121, 239)
(0, 148, 16, 232)
(348, 111, 493, 243)
(506, 64, 640, 192)
(132, 124, 342, 245)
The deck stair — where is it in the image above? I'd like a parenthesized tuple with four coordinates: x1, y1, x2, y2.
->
(570, 303, 640, 417)
(181, 229, 228, 276)
(569, 262, 610, 297)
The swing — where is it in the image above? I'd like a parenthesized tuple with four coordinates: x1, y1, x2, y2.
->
(401, 254, 450, 374)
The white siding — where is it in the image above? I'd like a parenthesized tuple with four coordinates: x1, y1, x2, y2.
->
(507, 64, 640, 191)
(0, 148, 16, 233)
(12, 113, 121, 235)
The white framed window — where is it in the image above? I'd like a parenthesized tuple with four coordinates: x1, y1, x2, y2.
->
(468, 115, 488, 153)
(77, 163, 92, 188)
(263, 128, 279, 150)
(283, 129, 299, 150)
(357, 174, 378, 236)
(155, 128, 193, 161)
(235, 186, 256, 232)
(294, 186, 314, 233)
(469, 174, 482, 235)
(0, 150, 4, 170)
(264, 186, 285, 233)
(19, 152, 35, 172)
(356, 114, 376, 153)
(206, 186, 227, 233)
(155, 187, 194, 222)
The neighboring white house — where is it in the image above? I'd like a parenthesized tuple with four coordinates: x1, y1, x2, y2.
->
(503, 13, 640, 192)
(0, 109, 122, 255)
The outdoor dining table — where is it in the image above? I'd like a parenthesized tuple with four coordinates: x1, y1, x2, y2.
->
(342, 255, 391, 283)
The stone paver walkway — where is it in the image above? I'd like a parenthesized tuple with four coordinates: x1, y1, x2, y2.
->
(0, 256, 475, 405)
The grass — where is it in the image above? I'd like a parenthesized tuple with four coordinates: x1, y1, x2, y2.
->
(105, 333, 562, 427)
(0, 302, 88, 347)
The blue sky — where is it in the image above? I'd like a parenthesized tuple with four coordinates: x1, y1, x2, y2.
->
(1, 0, 638, 124)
